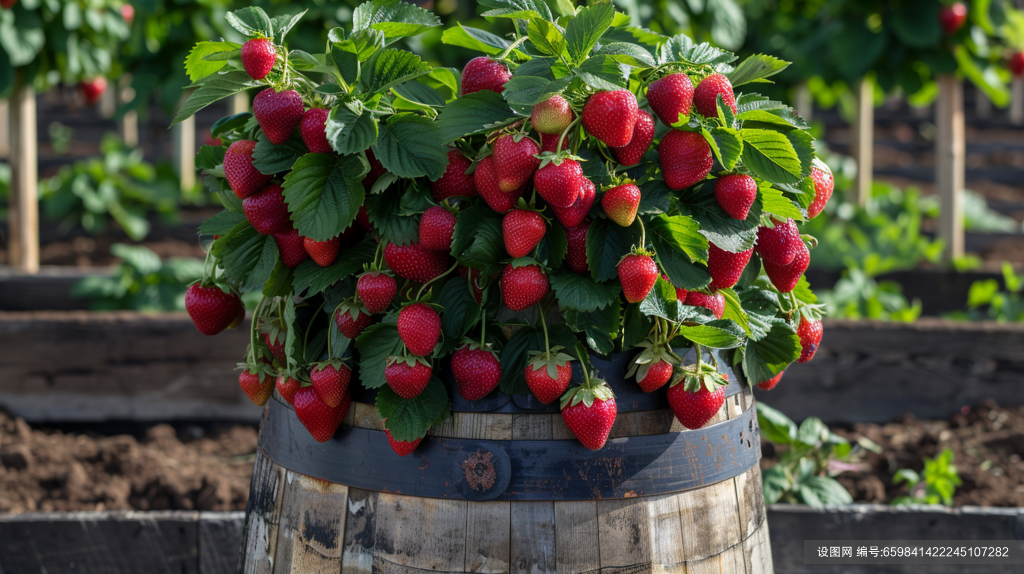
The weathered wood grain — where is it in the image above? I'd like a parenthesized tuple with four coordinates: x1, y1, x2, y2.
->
(553, 501, 600, 574)
(743, 520, 774, 574)
(341, 488, 377, 574)
(373, 494, 469, 573)
(464, 502, 511, 573)
(646, 494, 686, 574)
(509, 502, 557, 574)
(0, 311, 257, 422)
(238, 451, 287, 574)
(199, 511, 246, 574)
(273, 471, 348, 574)
(759, 318, 1024, 423)
(675, 479, 742, 562)
(597, 497, 653, 573)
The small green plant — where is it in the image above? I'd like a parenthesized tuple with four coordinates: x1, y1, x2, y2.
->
(953, 262, 1024, 322)
(818, 264, 922, 322)
(71, 244, 204, 311)
(758, 402, 878, 507)
(891, 448, 961, 506)
(40, 135, 182, 240)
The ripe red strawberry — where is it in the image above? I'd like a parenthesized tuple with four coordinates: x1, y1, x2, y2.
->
(618, 253, 659, 303)
(474, 155, 526, 213)
(272, 225, 309, 268)
(243, 184, 290, 235)
(626, 339, 677, 393)
(582, 90, 638, 148)
(797, 317, 823, 363)
(241, 38, 277, 80)
(639, 360, 673, 393)
(451, 346, 502, 401)
(355, 206, 372, 230)
(534, 158, 584, 208)
(458, 265, 486, 303)
(310, 362, 351, 408)
(121, 3, 134, 24)
(363, 149, 387, 188)
(808, 165, 834, 219)
(238, 368, 273, 406)
(357, 271, 397, 314)
(612, 110, 655, 166)
(335, 305, 372, 339)
(674, 285, 689, 302)
(531, 95, 574, 134)
(385, 356, 432, 399)
(461, 57, 512, 95)
(659, 129, 713, 190)
(501, 263, 549, 311)
(294, 385, 350, 443)
(561, 382, 617, 450)
(419, 206, 457, 252)
(493, 135, 540, 193)
(551, 177, 595, 228)
(263, 332, 286, 361)
(564, 221, 590, 274)
(668, 381, 724, 430)
(524, 351, 573, 405)
(397, 303, 441, 356)
(693, 73, 737, 117)
(385, 427, 423, 457)
(684, 291, 725, 319)
(384, 242, 449, 283)
(601, 183, 641, 227)
(1011, 52, 1024, 77)
(253, 88, 304, 145)
(303, 236, 341, 267)
(185, 283, 244, 336)
(0, 0, 16, 8)
(78, 78, 107, 106)
(300, 108, 332, 153)
(707, 243, 753, 290)
(430, 149, 477, 202)
(503, 209, 546, 258)
(714, 174, 758, 220)
(940, 2, 967, 35)
(763, 240, 809, 293)
(276, 375, 301, 405)
(755, 218, 801, 266)
(540, 133, 562, 153)
(757, 371, 784, 391)
(647, 73, 694, 126)
(224, 140, 271, 199)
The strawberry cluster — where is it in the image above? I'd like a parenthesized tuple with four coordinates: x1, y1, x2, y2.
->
(179, 1, 828, 454)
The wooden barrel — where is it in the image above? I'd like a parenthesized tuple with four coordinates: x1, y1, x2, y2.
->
(238, 349, 773, 573)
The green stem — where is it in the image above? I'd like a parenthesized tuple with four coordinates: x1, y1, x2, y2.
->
(479, 286, 489, 347)
(538, 302, 551, 356)
(637, 217, 647, 250)
(496, 35, 529, 61)
(416, 261, 459, 300)
(575, 347, 591, 388)
(556, 116, 581, 155)
(201, 248, 214, 285)
(249, 298, 266, 365)
(695, 343, 704, 374)
(304, 299, 328, 359)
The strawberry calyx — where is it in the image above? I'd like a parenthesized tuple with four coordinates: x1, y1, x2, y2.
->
(559, 375, 615, 410)
(312, 358, 349, 372)
(534, 148, 580, 169)
(455, 340, 500, 361)
(235, 358, 274, 382)
(526, 346, 575, 382)
(509, 255, 543, 269)
(618, 245, 656, 265)
(386, 353, 431, 369)
(624, 339, 678, 381)
(670, 361, 728, 393)
(335, 298, 370, 323)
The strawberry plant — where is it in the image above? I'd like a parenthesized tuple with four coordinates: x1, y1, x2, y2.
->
(180, 0, 830, 453)
(71, 244, 204, 311)
(891, 448, 961, 506)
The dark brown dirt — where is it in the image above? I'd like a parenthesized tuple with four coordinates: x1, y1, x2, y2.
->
(763, 401, 1024, 507)
(0, 410, 256, 514)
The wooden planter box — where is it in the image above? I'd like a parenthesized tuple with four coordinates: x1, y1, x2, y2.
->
(0, 311, 258, 422)
(763, 318, 1024, 424)
(2, 506, 1019, 573)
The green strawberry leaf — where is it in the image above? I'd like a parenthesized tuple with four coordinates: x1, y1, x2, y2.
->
(719, 287, 751, 336)
(528, 18, 567, 59)
(353, 0, 442, 43)
(326, 103, 379, 155)
(677, 181, 762, 253)
(502, 76, 573, 109)
(478, 0, 553, 21)
(356, 322, 404, 389)
(438, 277, 482, 350)
(451, 204, 505, 275)
(657, 34, 736, 66)
(648, 214, 708, 264)
(638, 180, 672, 215)
(219, 225, 279, 292)
(252, 133, 307, 176)
(549, 270, 620, 313)
(678, 320, 744, 349)
(436, 90, 519, 144)
(376, 377, 451, 442)
(282, 153, 368, 242)
(565, 2, 616, 64)
(742, 319, 801, 384)
(442, 23, 514, 56)
(595, 42, 657, 68)
(539, 223, 567, 269)
(573, 54, 630, 91)
(263, 260, 293, 298)
(199, 210, 246, 236)
(756, 402, 797, 445)
(185, 41, 239, 83)
(739, 128, 814, 185)
(563, 299, 622, 355)
(621, 303, 653, 350)
(359, 49, 433, 95)
(727, 54, 790, 87)
(758, 183, 804, 221)
(702, 126, 744, 171)
(586, 218, 641, 283)
(172, 71, 262, 126)
(371, 113, 447, 180)
(225, 7, 273, 38)
(293, 237, 377, 296)
(499, 325, 543, 397)
(365, 188, 420, 246)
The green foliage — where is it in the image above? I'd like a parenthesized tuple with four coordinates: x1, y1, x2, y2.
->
(39, 135, 181, 241)
(818, 265, 922, 322)
(952, 262, 1024, 322)
(71, 244, 204, 311)
(758, 402, 877, 506)
(892, 448, 962, 506)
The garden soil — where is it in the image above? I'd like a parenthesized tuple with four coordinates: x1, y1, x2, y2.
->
(763, 401, 1024, 507)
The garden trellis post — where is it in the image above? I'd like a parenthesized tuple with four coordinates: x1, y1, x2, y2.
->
(1012, 77, 1024, 125)
(851, 77, 873, 206)
(172, 93, 196, 193)
(8, 69, 39, 273)
(937, 74, 965, 262)
(0, 99, 8, 158)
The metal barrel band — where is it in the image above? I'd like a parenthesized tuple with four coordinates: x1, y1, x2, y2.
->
(349, 347, 746, 414)
(260, 397, 761, 502)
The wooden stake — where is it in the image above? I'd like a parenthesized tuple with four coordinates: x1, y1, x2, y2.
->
(0, 99, 8, 158)
(8, 69, 39, 273)
(850, 77, 874, 206)
(119, 76, 139, 147)
(794, 83, 812, 122)
(99, 83, 117, 119)
(937, 75, 965, 262)
(172, 93, 196, 193)
(229, 92, 250, 116)
(975, 87, 991, 119)
(1011, 77, 1024, 126)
